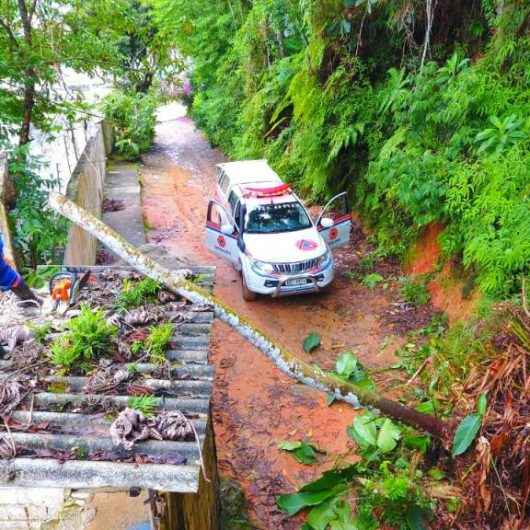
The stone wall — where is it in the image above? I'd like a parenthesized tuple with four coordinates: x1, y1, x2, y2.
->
(63, 121, 112, 266)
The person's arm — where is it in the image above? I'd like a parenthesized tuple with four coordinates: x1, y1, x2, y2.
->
(0, 234, 40, 303)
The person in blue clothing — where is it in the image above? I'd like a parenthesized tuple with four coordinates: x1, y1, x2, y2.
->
(0, 232, 39, 302)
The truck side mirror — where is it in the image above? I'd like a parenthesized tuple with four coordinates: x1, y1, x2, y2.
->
(320, 217, 334, 228)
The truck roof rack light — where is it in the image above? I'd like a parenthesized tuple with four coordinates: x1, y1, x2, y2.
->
(243, 183, 291, 198)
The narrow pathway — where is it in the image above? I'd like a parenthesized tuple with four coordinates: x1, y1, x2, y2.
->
(139, 104, 410, 527)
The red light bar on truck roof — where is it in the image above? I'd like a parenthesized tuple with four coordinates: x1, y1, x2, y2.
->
(243, 183, 291, 198)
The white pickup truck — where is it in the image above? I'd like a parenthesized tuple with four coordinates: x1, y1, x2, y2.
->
(205, 160, 352, 300)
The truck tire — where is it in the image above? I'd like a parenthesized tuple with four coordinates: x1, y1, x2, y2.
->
(241, 273, 258, 302)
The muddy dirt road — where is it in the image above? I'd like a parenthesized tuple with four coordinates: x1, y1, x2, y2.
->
(140, 105, 428, 528)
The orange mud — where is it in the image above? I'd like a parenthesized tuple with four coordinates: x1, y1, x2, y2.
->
(139, 108, 424, 528)
(428, 263, 479, 324)
(406, 222, 477, 323)
(405, 222, 444, 275)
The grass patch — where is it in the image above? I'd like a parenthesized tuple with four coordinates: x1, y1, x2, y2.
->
(400, 277, 430, 306)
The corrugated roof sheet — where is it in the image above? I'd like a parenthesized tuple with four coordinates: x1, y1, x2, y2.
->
(0, 266, 215, 493)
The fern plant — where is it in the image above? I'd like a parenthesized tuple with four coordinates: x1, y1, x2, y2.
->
(51, 305, 117, 370)
(116, 277, 162, 309)
(128, 395, 161, 417)
(145, 323, 174, 364)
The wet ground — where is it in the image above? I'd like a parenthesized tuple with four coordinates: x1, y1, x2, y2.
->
(136, 103, 432, 528)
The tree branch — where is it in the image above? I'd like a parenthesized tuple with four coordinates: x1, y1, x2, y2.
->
(0, 17, 19, 47)
(420, 0, 438, 71)
(29, 0, 38, 24)
(17, 0, 32, 43)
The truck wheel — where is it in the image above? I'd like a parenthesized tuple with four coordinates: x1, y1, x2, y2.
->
(241, 274, 258, 302)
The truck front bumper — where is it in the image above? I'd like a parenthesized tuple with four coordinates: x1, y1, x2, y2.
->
(244, 261, 334, 297)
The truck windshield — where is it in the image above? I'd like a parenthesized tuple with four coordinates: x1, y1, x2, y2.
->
(245, 202, 312, 234)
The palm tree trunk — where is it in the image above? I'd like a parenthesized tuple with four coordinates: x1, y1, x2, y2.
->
(49, 192, 452, 441)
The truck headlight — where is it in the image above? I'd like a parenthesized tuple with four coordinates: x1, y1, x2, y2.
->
(250, 258, 275, 275)
(317, 251, 332, 269)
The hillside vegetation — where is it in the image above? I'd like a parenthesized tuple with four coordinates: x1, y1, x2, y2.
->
(152, 0, 530, 299)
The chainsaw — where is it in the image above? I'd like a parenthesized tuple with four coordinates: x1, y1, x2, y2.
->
(48, 268, 90, 314)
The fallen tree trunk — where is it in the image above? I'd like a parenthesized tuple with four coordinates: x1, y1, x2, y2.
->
(49, 192, 451, 440)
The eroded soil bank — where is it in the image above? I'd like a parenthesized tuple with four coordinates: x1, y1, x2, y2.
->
(139, 104, 441, 528)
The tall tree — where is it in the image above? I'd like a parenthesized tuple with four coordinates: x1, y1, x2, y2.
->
(0, 0, 125, 146)
(115, 0, 180, 94)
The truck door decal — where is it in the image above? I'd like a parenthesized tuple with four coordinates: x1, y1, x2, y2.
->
(205, 201, 240, 265)
(317, 193, 352, 250)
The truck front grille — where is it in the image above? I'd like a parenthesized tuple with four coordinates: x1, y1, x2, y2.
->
(272, 258, 319, 274)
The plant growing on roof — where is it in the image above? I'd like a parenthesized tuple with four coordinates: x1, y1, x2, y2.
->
(117, 277, 162, 309)
(145, 323, 174, 364)
(128, 395, 161, 417)
(50, 305, 117, 371)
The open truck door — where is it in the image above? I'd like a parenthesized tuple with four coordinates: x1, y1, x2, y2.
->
(205, 200, 240, 266)
(317, 192, 352, 249)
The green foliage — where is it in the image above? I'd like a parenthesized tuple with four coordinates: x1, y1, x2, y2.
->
(278, 440, 324, 464)
(0, 0, 125, 138)
(396, 317, 493, 416)
(145, 323, 174, 364)
(277, 467, 354, 517)
(475, 114, 528, 155)
(50, 305, 117, 370)
(128, 395, 161, 417)
(452, 393, 487, 457)
(400, 277, 430, 306)
(278, 444, 433, 529)
(8, 152, 67, 268)
(102, 90, 158, 159)
(358, 471, 431, 530)
(154, 0, 530, 299)
(334, 352, 374, 391)
(305, 495, 355, 530)
(29, 323, 52, 344)
(452, 414, 482, 457)
(117, 277, 162, 309)
(130, 340, 144, 355)
(362, 272, 384, 289)
(23, 265, 61, 289)
(348, 412, 401, 453)
(127, 363, 139, 374)
(113, 1, 182, 94)
(303, 331, 321, 353)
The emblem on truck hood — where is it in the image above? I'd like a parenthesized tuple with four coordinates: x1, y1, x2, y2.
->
(296, 239, 318, 251)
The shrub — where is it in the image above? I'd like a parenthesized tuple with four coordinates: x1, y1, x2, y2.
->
(102, 90, 157, 159)
(8, 151, 67, 268)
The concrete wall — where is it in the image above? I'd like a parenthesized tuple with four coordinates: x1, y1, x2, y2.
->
(63, 121, 112, 266)
(0, 488, 95, 530)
